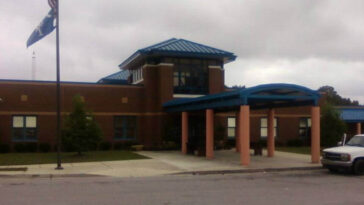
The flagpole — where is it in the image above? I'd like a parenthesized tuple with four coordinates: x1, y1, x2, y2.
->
(55, 0, 63, 170)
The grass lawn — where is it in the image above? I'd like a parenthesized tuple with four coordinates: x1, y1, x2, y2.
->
(276, 146, 311, 155)
(0, 151, 149, 166)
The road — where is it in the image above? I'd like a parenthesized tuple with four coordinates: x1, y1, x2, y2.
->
(0, 170, 363, 205)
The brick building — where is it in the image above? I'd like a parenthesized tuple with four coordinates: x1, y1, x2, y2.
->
(0, 38, 362, 164)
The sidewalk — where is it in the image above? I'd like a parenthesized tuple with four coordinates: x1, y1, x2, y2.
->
(0, 149, 322, 178)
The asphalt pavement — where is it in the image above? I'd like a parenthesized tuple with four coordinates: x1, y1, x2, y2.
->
(0, 169, 363, 205)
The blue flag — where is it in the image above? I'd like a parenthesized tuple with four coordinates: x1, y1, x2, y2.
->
(26, 9, 56, 47)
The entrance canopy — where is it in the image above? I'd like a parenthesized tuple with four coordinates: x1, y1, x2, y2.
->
(164, 83, 320, 112)
(338, 107, 364, 123)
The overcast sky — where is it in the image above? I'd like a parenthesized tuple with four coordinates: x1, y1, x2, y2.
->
(0, 0, 363, 103)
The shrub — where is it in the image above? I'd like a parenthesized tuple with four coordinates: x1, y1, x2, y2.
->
(62, 95, 102, 155)
(25, 143, 38, 152)
(123, 141, 138, 150)
(88, 142, 98, 151)
(114, 141, 138, 150)
(160, 141, 178, 150)
(287, 139, 304, 147)
(113, 142, 124, 150)
(99, 141, 111, 151)
(0, 144, 10, 153)
(321, 104, 347, 147)
(14, 143, 27, 153)
(39, 143, 51, 153)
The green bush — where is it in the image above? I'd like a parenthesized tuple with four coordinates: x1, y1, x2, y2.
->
(99, 141, 111, 151)
(113, 142, 124, 150)
(14, 143, 27, 153)
(61, 143, 75, 152)
(25, 143, 38, 152)
(0, 144, 10, 153)
(114, 141, 138, 150)
(62, 95, 102, 155)
(321, 104, 347, 147)
(88, 142, 98, 151)
(287, 139, 304, 147)
(39, 143, 51, 153)
(160, 141, 178, 150)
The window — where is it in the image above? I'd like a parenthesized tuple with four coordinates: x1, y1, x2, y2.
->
(173, 58, 209, 94)
(131, 67, 143, 83)
(227, 117, 236, 139)
(260, 118, 278, 138)
(299, 118, 311, 139)
(114, 116, 137, 140)
(12, 116, 37, 141)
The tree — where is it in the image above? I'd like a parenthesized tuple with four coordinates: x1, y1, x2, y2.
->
(62, 95, 102, 155)
(318, 85, 360, 106)
(321, 103, 347, 147)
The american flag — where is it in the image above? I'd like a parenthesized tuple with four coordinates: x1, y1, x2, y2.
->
(48, 0, 57, 10)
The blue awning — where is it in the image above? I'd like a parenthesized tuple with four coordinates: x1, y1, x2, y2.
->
(338, 107, 364, 122)
(163, 83, 320, 112)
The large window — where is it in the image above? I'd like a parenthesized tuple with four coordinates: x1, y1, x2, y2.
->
(260, 118, 278, 138)
(299, 118, 311, 139)
(227, 117, 236, 139)
(172, 58, 209, 94)
(114, 116, 137, 140)
(12, 116, 37, 141)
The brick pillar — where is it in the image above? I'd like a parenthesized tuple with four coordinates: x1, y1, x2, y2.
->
(182, 112, 188, 154)
(235, 112, 240, 152)
(239, 105, 250, 166)
(357, 122, 362, 135)
(267, 108, 275, 157)
(206, 109, 214, 159)
(311, 106, 320, 163)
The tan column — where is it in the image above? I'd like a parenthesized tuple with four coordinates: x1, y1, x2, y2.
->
(267, 108, 275, 157)
(235, 112, 240, 152)
(239, 105, 250, 166)
(311, 106, 320, 163)
(181, 112, 188, 154)
(206, 109, 214, 159)
(357, 122, 362, 135)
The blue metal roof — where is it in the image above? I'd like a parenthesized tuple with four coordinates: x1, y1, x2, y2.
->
(163, 83, 321, 112)
(97, 70, 130, 84)
(338, 107, 364, 122)
(119, 38, 236, 69)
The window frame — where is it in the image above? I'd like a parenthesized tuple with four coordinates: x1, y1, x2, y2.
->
(113, 116, 137, 140)
(172, 58, 210, 94)
(299, 117, 311, 139)
(227, 117, 236, 139)
(12, 115, 38, 142)
(260, 117, 278, 139)
(131, 67, 143, 84)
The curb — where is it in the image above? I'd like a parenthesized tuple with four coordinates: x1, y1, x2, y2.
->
(0, 173, 105, 179)
(173, 166, 324, 176)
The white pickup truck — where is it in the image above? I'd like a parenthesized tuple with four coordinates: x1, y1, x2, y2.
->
(321, 134, 364, 174)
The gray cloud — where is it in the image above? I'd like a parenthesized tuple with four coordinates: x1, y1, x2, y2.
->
(0, 0, 363, 103)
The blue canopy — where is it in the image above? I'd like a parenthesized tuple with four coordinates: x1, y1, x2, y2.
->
(163, 83, 321, 112)
(339, 107, 364, 123)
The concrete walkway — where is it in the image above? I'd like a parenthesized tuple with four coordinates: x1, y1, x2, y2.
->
(0, 149, 321, 178)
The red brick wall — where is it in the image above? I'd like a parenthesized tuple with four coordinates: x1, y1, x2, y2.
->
(209, 67, 225, 94)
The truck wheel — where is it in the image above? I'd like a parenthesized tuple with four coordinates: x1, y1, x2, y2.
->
(353, 160, 364, 175)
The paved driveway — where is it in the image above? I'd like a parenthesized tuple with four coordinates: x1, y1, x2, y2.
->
(137, 149, 320, 172)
